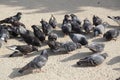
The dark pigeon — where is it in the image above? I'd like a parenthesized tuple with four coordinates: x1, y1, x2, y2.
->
(49, 14, 57, 28)
(0, 12, 22, 24)
(18, 50, 48, 73)
(70, 14, 81, 25)
(62, 14, 71, 24)
(40, 19, 53, 35)
(61, 22, 72, 35)
(6, 45, 38, 57)
(93, 24, 105, 37)
(70, 19, 82, 33)
(48, 33, 58, 41)
(31, 25, 45, 42)
(93, 15, 102, 26)
(85, 43, 105, 52)
(83, 18, 94, 33)
(77, 53, 108, 67)
(103, 29, 119, 41)
(108, 16, 120, 26)
(69, 33, 88, 45)
(19, 26, 41, 46)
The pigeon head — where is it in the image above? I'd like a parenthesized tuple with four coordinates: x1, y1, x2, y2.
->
(94, 30, 99, 37)
(64, 15, 70, 19)
(17, 12, 22, 16)
(31, 25, 39, 30)
(84, 18, 90, 23)
(80, 37, 88, 45)
(40, 19, 45, 23)
(94, 28, 101, 37)
(101, 53, 108, 59)
(70, 14, 75, 18)
(77, 61, 80, 65)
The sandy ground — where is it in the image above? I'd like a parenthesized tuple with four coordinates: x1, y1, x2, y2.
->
(0, 0, 120, 80)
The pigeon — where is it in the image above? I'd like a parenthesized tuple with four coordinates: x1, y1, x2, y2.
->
(70, 18, 82, 33)
(19, 26, 41, 46)
(93, 15, 102, 26)
(48, 33, 58, 41)
(40, 19, 53, 35)
(48, 41, 81, 53)
(0, 12, 22, 24)
(103, 29, 119, 41)
(6, 45, 38, 57)
(93, 24, 105, 37)
(62, 14, 71, 24)
(77, 53, 108, 66)
(61, 22, 72, 35)
(83, 18, 94, 33)
(18, 50, 48, 73)
(108, 16, 120, 26)
(85, 43, 105, 52)
(31, 25, 45, 42)
(61, 41, 81, 52)
(0, 27, 10, 42)
(49, 14, 57, 28)
(69, 33, 88, 45)
(70, 14, 81, 25)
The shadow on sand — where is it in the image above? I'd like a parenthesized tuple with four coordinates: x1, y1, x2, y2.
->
(0, 0, 119, 14)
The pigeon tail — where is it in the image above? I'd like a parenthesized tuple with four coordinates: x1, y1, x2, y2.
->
(18, 63, 30, 73)
(107, 16, 112, 19)
(9, 51, 19, 57)
(6, 45, 18, 51)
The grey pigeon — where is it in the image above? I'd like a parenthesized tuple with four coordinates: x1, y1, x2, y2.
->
(40, 19, 53, 35)
(93, 24, 105, 37)
(83, 18, 94, 33)
(18, 26, 41, 46)
(93, 15, 102, 26)
(0, 12, 22, 24)
(49, 14, 57, 28)
(69, 33, 88, 45)
(49, 41, 81, 53)
(108, 16, 120, 26)
(6, 45, 38, 57)
(85, 43, 105, 52)
(48, 33, 58, 41)
(77, 53, 108, 66)
(103, 29, 119, 41)
(61, 22, 72, 35)
(18, 50, 48, 73)
(61, 41, 81, 52)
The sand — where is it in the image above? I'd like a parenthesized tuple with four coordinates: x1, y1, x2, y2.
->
(0, 0, 120, 80)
